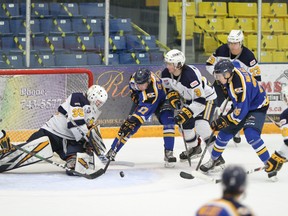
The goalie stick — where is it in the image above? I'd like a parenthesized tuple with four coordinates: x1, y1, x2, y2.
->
(12, 144, 104, 179)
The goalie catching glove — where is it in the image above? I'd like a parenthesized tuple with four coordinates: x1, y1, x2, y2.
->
(167, 90, 181, 109)
(265, 151, 286, 174)
(174, 107, 193, 125)
(0, 130, 13, 154)
(210, 116, 230, 131)
(118, 119, 136, 138)
(86, 124, 106, 156)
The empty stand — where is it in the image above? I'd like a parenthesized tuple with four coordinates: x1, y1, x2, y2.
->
(247, 34, 278, 51)
(0, 19, 11, 35)
(49, 18, 74, 35)
(55, 53, 87, 66)
(33, 35, 64, 53)
(260, 18, 285, 34)
(277, 35, 288, 50)
(175, 15, 194, 39)
(94, 35, 126, 52)
(194, 17, 225, 34)
(126, 35, 158, 52)
(223, 18, 256, 34)
(87, 53, 102, 65)
(49, 3, 79, 17)
(1, 35, 28, 53)
(79, 3, 105, 18)
(110, 18, 132, 35)
(10, 18, 41, 35)
(63, 35, 96, 51)
(30, 53, 55, 67)
(1, 54, 24, 68)
(253, 51, 273, 63)
(119, 52, 150, 64)
(0, 3, 20, 18)
(150, 52, 164, 64)
(228, 2, 257, 17)
(20, 3, 50, 18)
(71, 17, 103, 35)
(262, 3, 287, 18)
(272, 51, 287, 62)
(198, 2, 227, 17)
(168, 2, 196, 17)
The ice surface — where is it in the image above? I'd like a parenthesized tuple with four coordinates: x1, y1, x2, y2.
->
(0, 134, 286, 216)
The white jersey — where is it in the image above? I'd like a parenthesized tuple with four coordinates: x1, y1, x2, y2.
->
(42, 93, 101, 141)
(161, 65, 216, 118)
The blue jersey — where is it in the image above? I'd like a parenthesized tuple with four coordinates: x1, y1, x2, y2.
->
(196, 197, 253, 216)
(224, 67, 269, 125)
(129, 72, 166, 124)
(280, 108, 288, 146)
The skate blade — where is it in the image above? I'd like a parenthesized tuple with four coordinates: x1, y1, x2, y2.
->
(164, 161, 176, 168)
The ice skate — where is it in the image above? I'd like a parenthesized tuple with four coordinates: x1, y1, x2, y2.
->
(200, 155, 225, 173)
(179, 143, 202, 161)
(164, 150, 177, 168)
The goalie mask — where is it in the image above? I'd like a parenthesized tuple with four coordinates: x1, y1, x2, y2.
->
(165, 49, 186, 69)
(86, 85, 108, 109)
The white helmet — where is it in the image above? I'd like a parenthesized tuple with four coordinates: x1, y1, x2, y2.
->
(86, 85, 108, 108)
(165, 49, 186, 69)
(227, 30, 244, 45)
(282, 85, 288, 104)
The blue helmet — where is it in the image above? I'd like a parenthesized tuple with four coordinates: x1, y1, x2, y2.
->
(134, 68, 151, 84)
(214, 59, 235, 79)
(222, 165, 247, 194)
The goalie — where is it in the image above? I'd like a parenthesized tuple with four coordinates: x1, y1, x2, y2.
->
(0, 85, 108, 176)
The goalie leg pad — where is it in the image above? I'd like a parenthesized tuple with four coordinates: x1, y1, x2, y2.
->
(0, 136, 53, 172)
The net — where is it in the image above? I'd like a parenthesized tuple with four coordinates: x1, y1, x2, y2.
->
(0, 68, 93, 142)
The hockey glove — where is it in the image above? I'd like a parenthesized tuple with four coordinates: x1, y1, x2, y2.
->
(167, 90, 181, 109)
(265, 151, 286, 173)
(118, 119, 136, 138)
(174, 107, 193, 125)
(210, 116, 230, 131)
(130, 90, 139, 105)
(0, 130, 13, 154)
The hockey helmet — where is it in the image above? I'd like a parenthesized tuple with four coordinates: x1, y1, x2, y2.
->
(222, 165, 247, 195)
(86, 85, 108, 108)
(228, 30, 244, 45)
(165, 49, 186, 69)
(282, 85, 288, 104)
(134, 68, 151, 84)
(214, 59, 235, 79)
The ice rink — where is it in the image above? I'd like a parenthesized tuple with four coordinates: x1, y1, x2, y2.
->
(1, 134, 287, 216)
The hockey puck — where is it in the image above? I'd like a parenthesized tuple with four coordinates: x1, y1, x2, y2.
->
(119, 171, 125, 178)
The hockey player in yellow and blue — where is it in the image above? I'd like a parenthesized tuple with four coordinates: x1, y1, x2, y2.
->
(106, 68, 176, 167)
(196, 165, 254, 216)
(200, 59, 272, 178)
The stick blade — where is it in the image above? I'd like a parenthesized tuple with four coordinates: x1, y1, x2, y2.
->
(84, 168, 105, 179)
(180, 171, 194, 179)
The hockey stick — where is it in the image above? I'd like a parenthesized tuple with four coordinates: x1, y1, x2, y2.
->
(267, 115, 281, 128)
(195, 98, 230, 171)
(103, 133, 124, 173)
(179, 123, 192, 167)
(180, 165, 268, 183)
(12, 144, 104, 179)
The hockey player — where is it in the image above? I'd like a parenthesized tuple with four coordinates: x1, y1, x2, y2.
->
(0, 85, 108, 176)
(196, 165, 254, 216)
(162, 49, 219, 163)
(265, 85, 288, 177)
(206, 30, 261, 144)
(200, 60, 271, 176)
(106, 68, 176, 167)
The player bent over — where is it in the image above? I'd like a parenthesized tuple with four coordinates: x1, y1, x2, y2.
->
(162, 49, 219, 164)
(106, 68, 176, 167)
(200, 60, 272, 178)
(0, 85, 108, 176)
(265, 85, 288, 177)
